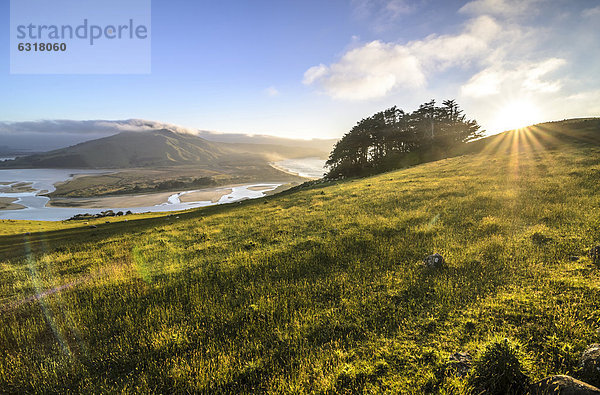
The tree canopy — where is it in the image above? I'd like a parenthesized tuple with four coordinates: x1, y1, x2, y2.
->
(325, 100, 483, 178)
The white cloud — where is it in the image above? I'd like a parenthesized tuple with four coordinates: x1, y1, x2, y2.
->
(304, 41, 425, 100)
(582, 6, 600, 18)
(303, 16, 502, 100)
(460, 69, 503, 97)
(303, 0, 596, 137)
(459, 0, 541, 17)
(410, 16, 501, 71)
(522, 58, 566, 92)
(303, 65, 328, 85)
(304, 2, 572, 103)
(461, 57, 566, 98)
(265, 86, 280, 97)
(0, 119, 200, 136)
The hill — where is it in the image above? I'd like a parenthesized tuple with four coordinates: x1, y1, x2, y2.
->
(0, 128, 329, 169)
(1, 119, 600, 392)
(0, 119, 338, 154)
(463, 118, 600, 154)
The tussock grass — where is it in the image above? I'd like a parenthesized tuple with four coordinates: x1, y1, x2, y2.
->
(1, 125, 600, 393)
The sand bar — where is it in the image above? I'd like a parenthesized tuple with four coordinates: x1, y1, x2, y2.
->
(248, 186, 273, 192)
(48, 192, 176, 208)
(179, 189, 232, 203)
(0, 182, 36, 193)
(0, 198, 25, 210)
(48, 186, 235, 208)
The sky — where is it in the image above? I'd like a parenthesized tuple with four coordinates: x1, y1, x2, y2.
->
(1, 0, 599, 141)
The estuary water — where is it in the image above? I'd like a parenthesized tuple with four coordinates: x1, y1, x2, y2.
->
(0, 158, 327, 221)
(0, 168, 281, 221)
(273, 157, 326, 178)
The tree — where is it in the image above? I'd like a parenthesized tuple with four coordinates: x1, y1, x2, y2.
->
(325, 99, 483, 178)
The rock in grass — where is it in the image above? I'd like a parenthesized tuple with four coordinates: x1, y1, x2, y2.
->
(590, 246, 600, 265)
(530, 375, 600, 394)
(424, 253, 445, 268)
(447, 352, 472, 377)
(580, 344, 600, 387)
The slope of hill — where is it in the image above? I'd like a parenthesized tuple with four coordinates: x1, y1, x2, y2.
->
(464, 118, 600, 154)
(1, 119, 599, 393)
(0, 128, 329, 169)
(0, 129, 229, 168)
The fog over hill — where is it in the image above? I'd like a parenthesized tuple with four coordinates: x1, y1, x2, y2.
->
(0, 119, 337, 153)
(0, 127, 330, 169)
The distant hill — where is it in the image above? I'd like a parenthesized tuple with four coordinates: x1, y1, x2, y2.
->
(197, 131, 337, 153)
(0, 128, 329, 169)
(0, 119, 337, 154)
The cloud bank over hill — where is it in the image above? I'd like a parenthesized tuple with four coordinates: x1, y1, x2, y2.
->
(0, 119, 336, 153)
(0, 119, 195, 136)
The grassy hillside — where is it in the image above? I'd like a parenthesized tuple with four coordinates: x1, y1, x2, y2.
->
(1, 120, 600, 393)
(464, 118, 600, 154)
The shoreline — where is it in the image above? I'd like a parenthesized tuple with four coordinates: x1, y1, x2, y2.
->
(269, 162, 305, 178)
(46, 184, 278, 209)
(179, 188, 233, 203)
(269, 158, 326, 179)
(48, 192, 176, 208)
(46, 191, 227, 209)
(0, 159, 326, 219)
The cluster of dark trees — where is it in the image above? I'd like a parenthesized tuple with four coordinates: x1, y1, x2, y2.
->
(325, 100, 484, 178)
(67, 210, 134, 221)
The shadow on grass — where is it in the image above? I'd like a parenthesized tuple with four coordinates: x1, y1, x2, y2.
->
(0, 198, 267, 261)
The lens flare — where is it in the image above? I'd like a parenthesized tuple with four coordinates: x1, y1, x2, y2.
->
(491, 99, 542, 133)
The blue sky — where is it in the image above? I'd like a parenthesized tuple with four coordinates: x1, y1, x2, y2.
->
(1, 0, 599, 140)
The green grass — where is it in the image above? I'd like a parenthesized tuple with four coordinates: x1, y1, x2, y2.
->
(1, 122, 600, 393)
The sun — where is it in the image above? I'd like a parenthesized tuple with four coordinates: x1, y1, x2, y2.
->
(490, 99, 542, 133)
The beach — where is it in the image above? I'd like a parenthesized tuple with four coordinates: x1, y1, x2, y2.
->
(48, 187, 236, 208)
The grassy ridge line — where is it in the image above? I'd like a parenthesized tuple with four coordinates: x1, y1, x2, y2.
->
(1, 127, 600, 392)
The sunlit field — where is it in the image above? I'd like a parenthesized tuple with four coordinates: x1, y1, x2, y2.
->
(1, 120, 599, 393)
